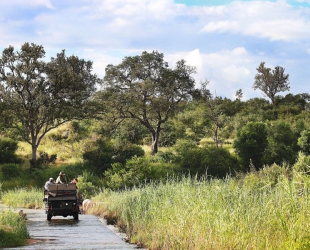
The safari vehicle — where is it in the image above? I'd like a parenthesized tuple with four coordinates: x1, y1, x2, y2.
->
(43, 183, 79, 221)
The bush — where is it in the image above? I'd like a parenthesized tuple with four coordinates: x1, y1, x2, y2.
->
(241, 163, 292, 190)
(233, 122, 268, 170)
(76, 171, 100, 200)
(104, 156, 178, 190)
(264, 121, 298, 166)
(0, 138, 22, 164)
(30, 152, 57, 169)
(82, 138, 114, 175)
(0, 164, 21, 181)
(112, 143, 145, 165)
(180, 146, 240, 178)
(298, 129, 310, 155)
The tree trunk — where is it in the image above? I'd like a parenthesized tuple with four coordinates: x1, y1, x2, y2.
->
(32, 145, 38, 162)
(151, 132, 159, 154)
(31, 136, 38, 162)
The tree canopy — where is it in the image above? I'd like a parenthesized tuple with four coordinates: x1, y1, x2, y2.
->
(0, 42, 99, 164)
(253, 62, 290, 105)
(100, 50, 196, 154)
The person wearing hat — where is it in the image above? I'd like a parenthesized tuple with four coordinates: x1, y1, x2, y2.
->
(44, 177, 55, 190)
(56, 171, 66, 184)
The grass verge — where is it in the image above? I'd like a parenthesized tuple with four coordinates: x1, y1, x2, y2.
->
(89, 169, 310, 250)
(0, 210, 29, 248)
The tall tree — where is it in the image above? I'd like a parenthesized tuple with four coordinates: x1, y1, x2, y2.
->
(253, 62, 290, 105)
(100, 51, 196, 154)
(0, 43, 99, 165)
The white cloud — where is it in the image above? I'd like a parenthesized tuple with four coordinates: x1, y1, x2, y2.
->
(199, 1, 310, 41)
(0, 0, 309, 99)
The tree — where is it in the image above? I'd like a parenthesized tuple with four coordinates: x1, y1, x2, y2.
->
(0, 43, 99, 165)
(233, 122, 268, 170)
(100, 51, 196, 154)
(253, 62, 290, 105)
(197, 80, 224, 148)
(264, 121, 297, 165)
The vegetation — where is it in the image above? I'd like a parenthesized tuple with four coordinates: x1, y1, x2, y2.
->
(89, 161, 310, 250)
(0, 210, 29, 248)
(0, 44, 310, 249)
(0, 42, 100, 166)
(254, 62, 290, 105)
(99, 51, 196, 154)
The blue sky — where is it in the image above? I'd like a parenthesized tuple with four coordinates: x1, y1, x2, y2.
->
(0, 0, 309, 100)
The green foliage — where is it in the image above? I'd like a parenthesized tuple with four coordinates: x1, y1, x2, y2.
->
(253, 62, 290, 105)
(93, 168, 310, 250)
(0, 210, 29, 248)
(76, 171, 100, 200)
(233, 122, 268, 170)
(293, 152, 310, 173)
(1, 188, 43, 209)
(171, 101, 210, 142)
(172, 138, 197, 155)
(264, 121, 298, 166)
(0, 42, 99, 163)
(150, 150, 179, 163)
(101, 50, 196, 154)
(0, 138, 22, 164)
(30, 151, 57, 169)
(179, 146, 240, 178)
(104, 156, 177, 190)
(298, 129, 310, 155)
(112, 143, 145, 165)
(82, 138, 114, 175)
(0, 164, 21, 181)
(240, 163, 291, 190)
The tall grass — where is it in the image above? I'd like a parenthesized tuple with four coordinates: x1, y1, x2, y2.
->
(1, 188, 44, 209)
(91, 169, 310, 250)
(0, 210, 29, 247)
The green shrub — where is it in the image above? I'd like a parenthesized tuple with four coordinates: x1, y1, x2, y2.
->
(293, 152, 310, 173)
(76, 171, 100, 200)
(180, 146, 240, 178)
(104, 156, 178, 190)
(0, 138, 23, 164)
(298, 129, 310, 155)
(0, 164, 21, 181)
(82, 138, 114, 175)
(264, 121, 298, 166)
(29, 152, 57, 169)
(233, 122, 268, 170)
(112, 143, 145, 165)
(240, 163, 292, 190)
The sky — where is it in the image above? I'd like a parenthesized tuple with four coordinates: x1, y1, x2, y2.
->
(0, 0, 310, 100)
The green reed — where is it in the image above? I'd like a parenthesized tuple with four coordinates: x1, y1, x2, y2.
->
(92, 171, 310, 250)
(1, 187, 43, 209)
(0, 210, 29, 247)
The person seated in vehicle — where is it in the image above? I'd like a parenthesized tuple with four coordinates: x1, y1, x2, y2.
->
(44, 178, 55, 190)
(56, 171, 66, 184)
(71, 178, 78, 184)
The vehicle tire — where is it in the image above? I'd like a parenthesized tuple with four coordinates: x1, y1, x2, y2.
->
(47, 213, 52, 221)
(73, 212, 79, 220)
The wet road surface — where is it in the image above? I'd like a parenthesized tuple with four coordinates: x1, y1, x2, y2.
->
(2, 207, 137, 250)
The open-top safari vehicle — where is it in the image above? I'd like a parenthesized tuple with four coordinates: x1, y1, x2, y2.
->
(43, 183, 79, 221)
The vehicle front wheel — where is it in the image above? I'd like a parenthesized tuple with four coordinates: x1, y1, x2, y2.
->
(73, 212, 79, 220)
